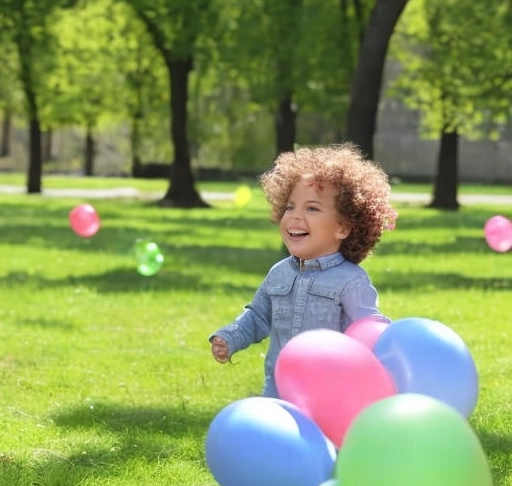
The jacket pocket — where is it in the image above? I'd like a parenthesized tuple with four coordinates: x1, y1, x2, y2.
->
(267, 284, 292, 324)
(307, 283, 343, 329)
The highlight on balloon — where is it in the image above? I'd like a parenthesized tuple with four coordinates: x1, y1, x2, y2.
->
(484, 214, 512, 252)
(69, 203, 101, 238)
(133, 238, 164, 276)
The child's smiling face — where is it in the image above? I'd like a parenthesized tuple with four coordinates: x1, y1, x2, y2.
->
(280, 177, 351, 261)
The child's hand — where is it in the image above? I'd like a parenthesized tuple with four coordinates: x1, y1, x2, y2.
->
(211, 336, 230, 363)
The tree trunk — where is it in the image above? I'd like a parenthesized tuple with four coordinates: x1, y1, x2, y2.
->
(275, 93, 297, 155)
(25, 83, 42, 194)
(130, 113, 142, 177)
(42, 128, 53, 162)
(345, 0, 409, 158)
(126, 6, 206, 208)
(428, 129, 459, 210)
(1, 109, 11, 157)
(17, 25, 43, 194)
(27, 118, 42, 193)
(84, 126, 95, 176)
(160, 57, 208, 208)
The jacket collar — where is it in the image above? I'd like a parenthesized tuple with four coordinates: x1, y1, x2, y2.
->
(291, 252, 345, 271)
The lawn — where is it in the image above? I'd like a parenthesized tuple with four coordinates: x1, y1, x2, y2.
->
(0, 175, 511, 485)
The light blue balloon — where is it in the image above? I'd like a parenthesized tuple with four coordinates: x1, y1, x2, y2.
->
(205, 397, 336, 486)
(373, 317, 479, 417)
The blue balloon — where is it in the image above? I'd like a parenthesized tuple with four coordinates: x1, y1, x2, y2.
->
(373, 317, 479, 417)
(205, 397, 336, 486)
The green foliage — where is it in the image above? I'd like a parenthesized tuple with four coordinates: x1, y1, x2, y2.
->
(0, 31, 23, 113)
(388, 0, 512, 140)
(0, 179, 512, 484)
(125, 0, 221, 58)
(0, 0, 80, 121)
(47, 0, 172, 161)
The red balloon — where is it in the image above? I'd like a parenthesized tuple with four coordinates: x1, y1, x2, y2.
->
(345, 317, 389, 349)
(484, 215, 512, 252)
(275, 329, 396, 448)
(69, 204, 101, 238)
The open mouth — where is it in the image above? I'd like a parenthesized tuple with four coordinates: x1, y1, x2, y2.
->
(288, 229, 309, 238)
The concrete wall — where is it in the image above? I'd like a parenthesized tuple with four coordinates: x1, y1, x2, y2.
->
(374, 64, 512, 184)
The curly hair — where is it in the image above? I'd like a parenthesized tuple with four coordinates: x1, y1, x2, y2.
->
(259, 144, 397, 264)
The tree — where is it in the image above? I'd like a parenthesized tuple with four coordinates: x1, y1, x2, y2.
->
(263, 0, 303, 155)
(345, 0, 409, 158)
(48, 0, 168, 176)
(223, 0, 360, 157)
(0, 0, 78, 193)
(389, 0, 512, 209)
(0, 34, 20, 158)
(123, 0, 223, 208)
(48, 1, 122, 175)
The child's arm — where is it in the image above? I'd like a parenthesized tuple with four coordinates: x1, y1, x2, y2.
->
(209, 283, 272, 362)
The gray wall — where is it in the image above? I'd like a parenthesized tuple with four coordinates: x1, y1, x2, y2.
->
(374, 64, 512, 184)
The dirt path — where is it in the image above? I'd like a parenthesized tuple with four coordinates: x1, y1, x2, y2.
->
(0, 184, 511, 205)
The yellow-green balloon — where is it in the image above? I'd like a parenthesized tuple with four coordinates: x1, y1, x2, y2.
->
(336, 393, 492, 486)
(133, 239, 164, 276)
(234, 185, 252, 207)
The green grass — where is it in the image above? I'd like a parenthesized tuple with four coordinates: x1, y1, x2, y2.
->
(0, 171, 242, 194)
(1, 170, 512, 196)
(0, 176, 511, 485)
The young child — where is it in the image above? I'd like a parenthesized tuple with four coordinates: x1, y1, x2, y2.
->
(210, 144, 397, 398)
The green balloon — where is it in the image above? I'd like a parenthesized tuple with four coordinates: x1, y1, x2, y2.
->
(133, 239, 164, 276)
(336, 394, 492, 486)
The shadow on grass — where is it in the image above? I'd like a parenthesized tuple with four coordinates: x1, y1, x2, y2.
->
(0, 401, 218, 485)
(0, 202, 272, 249)
(474, 428, 512, 482)
(477, 428, 512, 452)
(53, 401, 214, 473)
(0, 258, 268, 295)
(2, 258, 510, 297)
(375, 270, 512, 292)
(1, 219, 280, 276)
(15, 316, 77, 330)
(376, 236, 498, 255)
(51, 400, 214, 436)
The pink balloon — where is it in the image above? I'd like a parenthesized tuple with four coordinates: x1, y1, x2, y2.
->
(275, 329, 396, 448)
(484, 215, 512, 252)
(345, 317, 389, 349)
(69, 204, 101, 238)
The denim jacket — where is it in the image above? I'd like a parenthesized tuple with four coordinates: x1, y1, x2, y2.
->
(211, 252, 388, 398)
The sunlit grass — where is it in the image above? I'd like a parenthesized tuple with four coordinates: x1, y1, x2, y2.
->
(1, 171, 512, 195)
(0, 181, 511, 485)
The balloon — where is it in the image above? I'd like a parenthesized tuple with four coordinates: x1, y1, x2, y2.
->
(336, 394, 493, 486)
(69, 203, 100, 237)
(344, 317, 389, 349)
(205, 397, 336, 486)
(234, 185, 252, 207)
(373, 317, 478, 417)
(133, 239, 164, 276)
(275, 329, 396, 447)
(484, 215, 512, 252)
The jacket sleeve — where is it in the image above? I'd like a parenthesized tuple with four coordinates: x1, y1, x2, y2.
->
(340, 273, 391, 330)
(209, 279, 272, 358)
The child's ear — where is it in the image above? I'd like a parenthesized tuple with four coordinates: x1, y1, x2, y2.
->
(336, 223, 351, 241)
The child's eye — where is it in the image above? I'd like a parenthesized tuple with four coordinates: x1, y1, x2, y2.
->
(285, 204, 293, 211)
(307, 206, 319, 212)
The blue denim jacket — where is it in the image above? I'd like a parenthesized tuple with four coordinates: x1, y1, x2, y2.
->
(211, 252, 389, 398)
